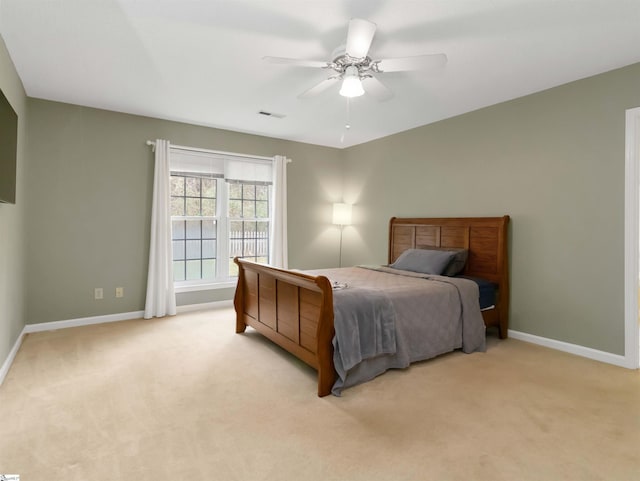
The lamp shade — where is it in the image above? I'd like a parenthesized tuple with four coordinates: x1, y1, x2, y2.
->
(339, 66, 364, 98)
(332, 203, 352, 226)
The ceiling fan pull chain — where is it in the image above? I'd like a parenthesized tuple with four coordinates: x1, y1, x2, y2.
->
(340, 98, 352, 144)
(345, 97, 351, 130)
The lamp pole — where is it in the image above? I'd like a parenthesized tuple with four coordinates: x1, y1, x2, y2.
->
(338, 224, 344, 267)
(332, 203, 352, 268)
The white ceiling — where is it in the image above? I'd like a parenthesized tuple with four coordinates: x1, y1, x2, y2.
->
(1, 0, 639, 148)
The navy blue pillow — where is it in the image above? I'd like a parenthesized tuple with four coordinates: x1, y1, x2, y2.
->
(457, 276, 497, 309)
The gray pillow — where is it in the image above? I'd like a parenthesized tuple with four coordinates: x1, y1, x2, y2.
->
(435, 248, 468, 276)
(390, 249, 456, 275)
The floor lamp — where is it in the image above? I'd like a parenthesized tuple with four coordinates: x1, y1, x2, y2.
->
(332, 203, 352, 267)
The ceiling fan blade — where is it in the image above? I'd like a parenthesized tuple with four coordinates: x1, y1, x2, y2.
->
(298, 77, 340, 98)
(345, 18, 377, 59)
(376, 53, 447, 72)
(361, 76, 394, 101)
(263, 56, 329, 69)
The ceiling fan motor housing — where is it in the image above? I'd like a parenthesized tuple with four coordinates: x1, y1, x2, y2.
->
(329, 47, 376, 78)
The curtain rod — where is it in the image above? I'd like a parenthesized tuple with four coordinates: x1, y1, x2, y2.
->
(145, 140, 291, 163)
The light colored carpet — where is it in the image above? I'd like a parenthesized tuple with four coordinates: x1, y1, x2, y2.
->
(1, 307, 639, 480)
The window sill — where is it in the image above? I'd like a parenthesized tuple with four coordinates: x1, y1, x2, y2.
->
(174, 280, 237, 293)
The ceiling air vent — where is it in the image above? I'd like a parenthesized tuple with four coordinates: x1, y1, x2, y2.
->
(258, 110, 286, 119)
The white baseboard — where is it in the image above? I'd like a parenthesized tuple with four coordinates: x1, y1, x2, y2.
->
(508, 329, 632, 369)
(23, 310, 146, 333)
(0, 326, 27, 386)
(0, 300, 234, 386)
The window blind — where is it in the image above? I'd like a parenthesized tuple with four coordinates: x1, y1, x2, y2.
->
(225, 158, 272, 185)
(170, 149, 225, 177)
(170, 147, 273, 184)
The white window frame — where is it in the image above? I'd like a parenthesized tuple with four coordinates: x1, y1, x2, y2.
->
(171, 175, 273, 293)
(172, 177, 234, 292)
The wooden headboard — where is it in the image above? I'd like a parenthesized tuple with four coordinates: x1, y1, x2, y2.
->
(389, 216, 510, 337)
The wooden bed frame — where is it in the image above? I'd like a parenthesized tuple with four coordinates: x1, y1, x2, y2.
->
(234, 216, 510, 397)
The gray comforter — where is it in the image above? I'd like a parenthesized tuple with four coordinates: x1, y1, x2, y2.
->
(309, 266, 486, 395)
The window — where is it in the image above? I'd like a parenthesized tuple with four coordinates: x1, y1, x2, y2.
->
(170, 173, 218, 282)
(228, 183, 270, 276)
(168, 149, 274, 288)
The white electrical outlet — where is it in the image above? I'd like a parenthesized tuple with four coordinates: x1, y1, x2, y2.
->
(115, 287, 124, 298)
(94, 287, 103, 300)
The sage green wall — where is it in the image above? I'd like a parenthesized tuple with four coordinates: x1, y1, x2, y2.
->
(0, 35, 27, 365)
(342, 62, 640, 356)
(19, 56, 640, 357)
(25, 99, 343, 324)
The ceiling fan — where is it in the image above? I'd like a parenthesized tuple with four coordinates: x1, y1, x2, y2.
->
(263, 18, 447, 101)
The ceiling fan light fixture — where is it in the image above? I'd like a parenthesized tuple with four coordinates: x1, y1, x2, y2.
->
(339, 66, 364, 98)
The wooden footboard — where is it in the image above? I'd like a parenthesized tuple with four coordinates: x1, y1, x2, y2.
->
(234, 258, 337, 396)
